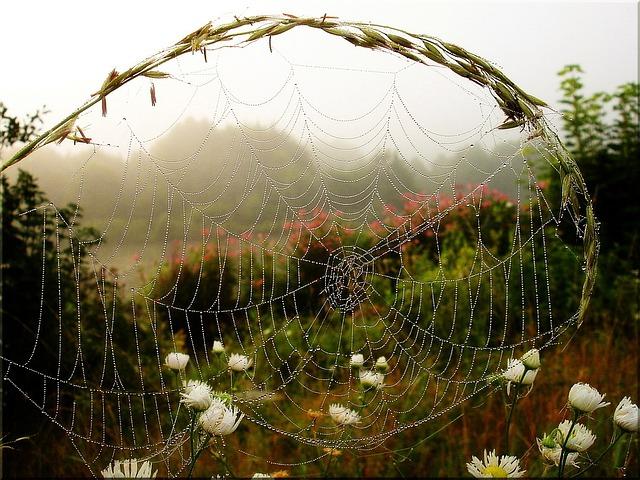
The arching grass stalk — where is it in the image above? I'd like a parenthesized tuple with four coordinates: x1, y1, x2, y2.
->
(0, 434, 31, 451)
(570, 430, 626, 478)
(0, 13, 552, 176)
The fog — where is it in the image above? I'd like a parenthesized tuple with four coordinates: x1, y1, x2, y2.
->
(3, 1, 633, 274)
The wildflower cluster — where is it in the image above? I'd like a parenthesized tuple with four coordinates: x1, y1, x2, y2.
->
(350, 353, 389, 390)
(537, 383, 638, 477)
(164, 350, 247, 435)
(502, 348, 540, 396)
(467, 349, 541, 477)
(102, 345, 253, 478)
(508, 380, 640, 478)
(468, 348, 638, 478)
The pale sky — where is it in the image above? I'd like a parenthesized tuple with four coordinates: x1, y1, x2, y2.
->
(0, 0, 637, 132)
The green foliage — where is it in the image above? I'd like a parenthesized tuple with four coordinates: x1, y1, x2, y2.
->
(1, 169, 94, 474)
(0, 102, 47, 150)
(0, 105, 181, 474)
(553, 65, 639, 333)
(557, 65, 639, 261)
(1, 168, 185, 476)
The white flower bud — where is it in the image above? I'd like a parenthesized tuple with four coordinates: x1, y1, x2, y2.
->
(350, 354, 364, 368)
(198, 398, 244, 435)
(329, 404, 360, 425)
(180, 380, 213, 410)
(556, 420, 596, 452)
(228, 353, 253, 372)
(359, 370, 384, 389)
(520, 348, 540, 370)
(375, 356, 389, 372)
(568, 382, 610, 413)
(613, 397, 638, 433)
(503, 359, 538, 385)
(536, 438, 579, 467)
(164, 352, 189, 370)
(212, 340, 225, 353)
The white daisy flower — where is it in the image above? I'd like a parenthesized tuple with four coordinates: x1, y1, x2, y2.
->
(536, 437, 579, 467)
(466, 450, 526, 478)
(520, 348, 541, 370)
(198, 398, 244, 435)
(503, 359, 538, 385)
(329, 404, 360, 426)
(556, 420, 596, 452)
(180, 380, 213, 410)
(502, 359, 538, 395)
(359, 370, 384, 389)
(182, 379, 205, 395)
(350, 353, 364, 368)
(613, 397, 638, 433)
(228, 353, 253, 372)
(101, 458, 157, 478)
(375, 356, 389, 372)
(212, 340, 225, 353)
(568, 383, 610, 414)
(164, 352, 189, 370)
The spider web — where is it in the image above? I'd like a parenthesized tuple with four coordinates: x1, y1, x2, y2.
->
(1, 19, 593, 476)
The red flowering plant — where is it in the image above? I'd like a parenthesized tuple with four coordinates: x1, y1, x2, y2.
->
(137, 226, 241, 352)
(381, 184, 520, 272)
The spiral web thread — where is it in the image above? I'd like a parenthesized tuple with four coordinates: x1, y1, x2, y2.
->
(1, 16, 597, 476)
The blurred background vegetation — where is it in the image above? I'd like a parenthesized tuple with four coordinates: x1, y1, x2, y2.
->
(1, 65, 638, 477)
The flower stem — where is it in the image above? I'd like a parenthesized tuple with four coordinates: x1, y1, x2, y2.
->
(323, 448, 335, 479)
(570, 431, 625, 478)
(557, 411, 579, 478)
(504, 368, 528, 453)
(324, 430, 344, 479)
(212, 354, 219, 377)
(504, 383, 520, 453)
(174, 370, 182, 391)
(188, 412, 196, 477)
(187, 433, 212, 478)
(216, 445, 237, 478)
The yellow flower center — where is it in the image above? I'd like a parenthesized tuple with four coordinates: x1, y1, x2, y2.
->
(483, 465, 509, 477)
